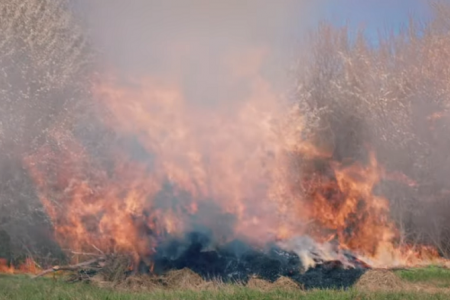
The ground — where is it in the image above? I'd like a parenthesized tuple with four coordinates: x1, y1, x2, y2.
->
(1, 267, 450, 300)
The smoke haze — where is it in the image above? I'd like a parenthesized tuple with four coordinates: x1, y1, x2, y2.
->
(76, 0, 319, 105)
(3, 0, 450, 272)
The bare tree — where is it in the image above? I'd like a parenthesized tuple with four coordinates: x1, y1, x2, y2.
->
(296, 1, 450, 256)
(0, 0, 92, 263)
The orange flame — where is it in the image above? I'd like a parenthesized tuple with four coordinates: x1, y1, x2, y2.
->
(23, 67, 448, 269)
(0, 258, 39, 274)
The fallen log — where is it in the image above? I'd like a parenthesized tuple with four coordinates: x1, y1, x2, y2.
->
(32, 256, 106, 279)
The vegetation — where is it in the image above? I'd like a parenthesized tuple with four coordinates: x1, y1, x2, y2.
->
(2, 1, 450, 299)
(0, 273, 449, 300)
(2, 0, 450, 279)
(0, 0, 91, 263)
(296, 0, 450, 256)
(396, 266, 450, 288)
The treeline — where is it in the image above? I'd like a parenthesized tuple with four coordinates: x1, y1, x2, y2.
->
(296, 1, 450, 256)
(1, 0, 450, 264)
(0, 0, 91, 264)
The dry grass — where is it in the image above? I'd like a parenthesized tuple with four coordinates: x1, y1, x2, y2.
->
(247, 275, 303, 292)
(355, 269, 450, 295)
(2, 271, 450, 300)
(93, 267, 226, 292)
(163, 268, 205, 289)
(355, 270, 410, 291)
(246, 276, 271, 290)
(113, 275, 163, 292)
(272, 276, 303, 291)
(63, 265, 305, 293)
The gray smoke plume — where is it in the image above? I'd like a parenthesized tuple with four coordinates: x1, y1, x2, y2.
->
(74, 0, 320, 104)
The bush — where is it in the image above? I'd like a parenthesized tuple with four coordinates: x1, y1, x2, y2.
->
(295, 1, 450, 256)
(0, 0, 91, 263)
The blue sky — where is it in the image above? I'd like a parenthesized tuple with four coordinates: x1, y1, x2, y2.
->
(314, 0, 432, 42)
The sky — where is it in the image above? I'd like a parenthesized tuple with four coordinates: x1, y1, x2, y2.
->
(314, 0, 432, 42)
(75, 0, 438, 102)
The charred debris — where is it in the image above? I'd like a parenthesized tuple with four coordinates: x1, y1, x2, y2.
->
(34, 231, 369, 290)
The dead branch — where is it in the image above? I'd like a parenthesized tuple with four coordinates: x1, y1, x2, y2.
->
(63, 250, 104, 257)
(31, 256, 106, 279)
(90, 244, 105, 256)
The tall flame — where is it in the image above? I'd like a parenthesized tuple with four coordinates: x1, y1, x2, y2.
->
(22, 68, 446, 270)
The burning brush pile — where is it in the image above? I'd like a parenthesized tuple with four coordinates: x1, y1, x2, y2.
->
(2, 0, 450, 292)
(31, 234, 369, 290)
(19, 75, 447, 290)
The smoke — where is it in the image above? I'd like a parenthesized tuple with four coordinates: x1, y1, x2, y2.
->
(5, 0, 450, 269)
(58, 0, 325, 250)
(0, 0, 91, 260)
(75, 0, 319, 104)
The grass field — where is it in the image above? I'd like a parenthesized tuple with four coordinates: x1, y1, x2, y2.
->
(1, 268, 450, 300)
(396, 266, 450, 289)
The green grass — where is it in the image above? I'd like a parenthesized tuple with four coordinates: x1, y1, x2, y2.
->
(395, 266, 450, 288)
(0, 274, 449, 300)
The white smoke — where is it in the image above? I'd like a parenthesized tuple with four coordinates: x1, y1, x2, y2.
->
(74, 0, 322, 105)
(278, 236, 361, 271)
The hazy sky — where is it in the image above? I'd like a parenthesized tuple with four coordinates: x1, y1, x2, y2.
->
(77, 0, 436, 106)
(79, 1, 434, 75)
(316, 0, 431, 41)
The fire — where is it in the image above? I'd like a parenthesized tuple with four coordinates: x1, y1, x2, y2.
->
(25, 71, 302, 261)
(0, 258, 39, 275)
(301, 153, 395, 254)
(22, 65, 448, 270)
